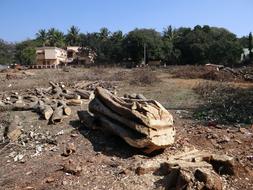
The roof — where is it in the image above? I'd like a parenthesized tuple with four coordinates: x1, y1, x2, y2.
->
(36, 47, 66, 51)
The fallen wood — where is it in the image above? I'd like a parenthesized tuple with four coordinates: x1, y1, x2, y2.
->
(89, 98, 174, 137)
(58, 100, 71, 116)
(66, 99, 83, 106)
(51, 106, 64, 124)
(77, 111, 95, 129)
(60, 92, 80, 100)
(94, 87, 173, 129)
(75, 89, 91, 99)
(136, 149, 236, 190)
(49, 81, 62, 97)
(38, 101, 54, 120)
(84, 87, 175, 153)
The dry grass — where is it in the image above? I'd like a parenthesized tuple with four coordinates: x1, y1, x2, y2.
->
(129, 68, 160, 86)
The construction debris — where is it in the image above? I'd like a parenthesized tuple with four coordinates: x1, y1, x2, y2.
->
(78, 87, 175, 153)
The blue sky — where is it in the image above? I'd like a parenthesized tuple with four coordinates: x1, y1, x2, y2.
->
(0, 0, 253, 42)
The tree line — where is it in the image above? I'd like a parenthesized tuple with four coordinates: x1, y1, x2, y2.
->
(0, 25, 252, 66)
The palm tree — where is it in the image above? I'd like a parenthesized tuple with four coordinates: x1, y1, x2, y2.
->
(47, 28, 65, 47)
(36, 29, 48, 46)
(99, 27, 111, 41)
(66, 25, 80, 46)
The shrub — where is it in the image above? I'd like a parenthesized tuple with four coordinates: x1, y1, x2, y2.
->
(129, 69, 160, 86)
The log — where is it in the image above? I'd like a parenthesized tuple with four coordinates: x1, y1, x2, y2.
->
(89, 98, 175, 137)
(51, 106, 64, 124)
(49, 81, 62, 97)
(75, 89, 91, 99)
(77, 111, 96, 129)
(94, 87, 173, 129)
(96, 115, 172, 153)
(60, 92, 80, 100)
(12, 96, 39, 111)
(66, 99, 83, 106)
(39, 104, 54, 120)
(58, 100, 71, 116)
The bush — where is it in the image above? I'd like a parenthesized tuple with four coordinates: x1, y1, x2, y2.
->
(129, 69, 160, 86)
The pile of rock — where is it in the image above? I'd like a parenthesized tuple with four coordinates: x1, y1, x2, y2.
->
(78, 87, 175, 153)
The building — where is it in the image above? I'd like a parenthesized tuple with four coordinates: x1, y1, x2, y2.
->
(34, 46, 96, 68)
(241, 48, 252, 61)
(35, 47, 67, 68)
(67, 46, 96, 65)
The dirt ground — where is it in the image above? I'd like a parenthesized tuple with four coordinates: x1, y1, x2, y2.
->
(0, 66, 252, 190)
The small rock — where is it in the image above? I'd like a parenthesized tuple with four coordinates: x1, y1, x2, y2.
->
(61, 159, 82, 176)
(62, 142, 76, 157)
(62, 180, 68, 185)
(14, 154, 24, 162)
(239, 127, 248, 134)
(45, 177, 55, 183)
(217, 135, 230, 144)
(9, 151, 16, 158)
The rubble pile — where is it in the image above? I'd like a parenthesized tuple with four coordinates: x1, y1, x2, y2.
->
(78, 87, 175, 153)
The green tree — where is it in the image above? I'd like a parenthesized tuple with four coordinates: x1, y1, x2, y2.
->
(0, 39, 15, 65)
(36, 29, 48, 46)
(174, 26, 242, 66)
(66, 25, 80, 46)
(162, 26, 181, 64)
(47, 28, 65, 47)
(15, 39, 39, 65)
(108, 30, 125, 63)
(99, 27, 111, 41)
(123, 28, 163, 64)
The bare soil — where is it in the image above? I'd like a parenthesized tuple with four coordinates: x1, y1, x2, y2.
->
(0, 66, 252, 190)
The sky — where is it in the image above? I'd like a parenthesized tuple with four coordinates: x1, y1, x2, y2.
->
(0, 0, 253, 42)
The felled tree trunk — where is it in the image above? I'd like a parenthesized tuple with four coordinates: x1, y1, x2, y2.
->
(81, 87, 175, 153)
(38, 101, 54, 120)
(66, 99, 83, 106)
(94, 87, 173, 129)
(58, 100, 72, 116)
(75, 89, 91, 99)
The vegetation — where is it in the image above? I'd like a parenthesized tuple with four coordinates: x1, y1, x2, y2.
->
(0, 25, 251, 66)
(194, 82, 253, 124)
(0, 39, 15, 65)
